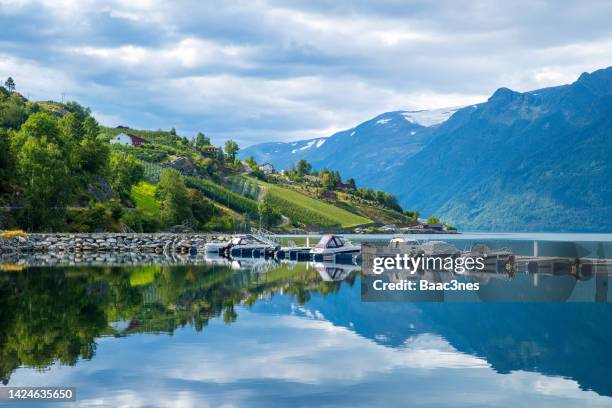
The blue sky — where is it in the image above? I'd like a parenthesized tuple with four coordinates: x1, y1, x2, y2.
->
(1, 0, 612, 147)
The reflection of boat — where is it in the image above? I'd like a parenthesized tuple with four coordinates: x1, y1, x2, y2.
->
(204, 252, 233, 266)
(229, 258, 277, 271)
(420, 241, 460, 257)
(310, 235, 361, 256)
(314, 262, 359, 281)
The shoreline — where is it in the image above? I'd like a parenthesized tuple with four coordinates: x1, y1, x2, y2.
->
(0, 233, 230, 254)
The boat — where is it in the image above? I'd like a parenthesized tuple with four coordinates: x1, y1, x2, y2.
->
(204, 234, 279, 257)
(461, 243, 513, 258)
(419, 240, 460, 257)
(388, 236, 424, 256)
(310, 235, 361, 255)
(204, 239, 231, 253)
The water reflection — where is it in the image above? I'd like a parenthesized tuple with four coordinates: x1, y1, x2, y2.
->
(0, 261, 611, 407)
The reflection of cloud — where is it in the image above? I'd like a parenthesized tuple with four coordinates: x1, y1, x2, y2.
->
(163, 315, 488, 384)
(8, 308, 612, 407)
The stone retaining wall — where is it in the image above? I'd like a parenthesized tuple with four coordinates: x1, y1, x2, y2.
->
(0, 233, 230, 254)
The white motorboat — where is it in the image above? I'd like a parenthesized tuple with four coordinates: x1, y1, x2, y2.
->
(205, 240, 231, 253)
(204, 234, 278, 255)
(310, 235, 361, 255)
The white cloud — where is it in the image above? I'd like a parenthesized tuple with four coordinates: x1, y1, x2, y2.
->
(2, 0, 612, 145)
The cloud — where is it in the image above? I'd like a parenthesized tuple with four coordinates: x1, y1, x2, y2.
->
(1, 0, 612, 145)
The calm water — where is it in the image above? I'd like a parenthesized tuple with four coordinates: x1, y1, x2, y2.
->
(2, 235, 612, 407)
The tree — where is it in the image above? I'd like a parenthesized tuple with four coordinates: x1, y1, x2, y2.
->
(0, 129, 14, 182)
(346, 178, 356, 190)
(64, 101, 91, 122)
(13, 112, 62, 148)
(109, 152, 144, 198)
(404, 210, 419, 221)
(215, 147, 225, 163)
(426, 215, 441, 224)
(157, 168, 193, 226)
(258, 195, 280, 228)
(169, 127, 177, 136)
(245, 155, 257, 169)
(78, 137, 109, 175)
(4, 77, 15, 92)
(17, 136, 72, 230)
(59, 113, 84, 143)
(296, 159, 312, 177)
(224, 140, 239, 162)
(0, 92, 26, 130)
(83, 116, 100, 139)
(188, 189, 214, 228)
(194, 132, 210, 149)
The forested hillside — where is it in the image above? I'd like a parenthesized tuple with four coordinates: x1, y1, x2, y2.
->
(0, 79, 415, 233)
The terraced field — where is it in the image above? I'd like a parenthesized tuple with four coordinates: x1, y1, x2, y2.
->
(254, 179, 371, 228)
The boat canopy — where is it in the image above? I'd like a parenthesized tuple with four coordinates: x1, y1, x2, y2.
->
(315, 235, 346, 249)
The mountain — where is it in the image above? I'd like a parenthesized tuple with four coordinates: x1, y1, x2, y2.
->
(240, 67, 612, 232)
(240, 107, 461, 187)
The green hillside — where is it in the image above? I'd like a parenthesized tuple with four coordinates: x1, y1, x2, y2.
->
(0, 85, 416, 233)
(254, 179, 371, 228)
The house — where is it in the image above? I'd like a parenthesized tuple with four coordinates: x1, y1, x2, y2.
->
(335, 181, 351, 190)
(201, 146, 219, 156)
(426, 223, 446, 231)
(258, 163, 275, 174)
(110, 133, 148, 147)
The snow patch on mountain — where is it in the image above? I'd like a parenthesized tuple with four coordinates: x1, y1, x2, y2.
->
(401, 106, 463, 127)
(376, 118, 392, 125)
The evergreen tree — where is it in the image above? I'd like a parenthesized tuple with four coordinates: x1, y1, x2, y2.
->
(4, 77, 15, 92)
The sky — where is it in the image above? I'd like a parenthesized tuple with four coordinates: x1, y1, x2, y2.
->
(1, 0, 612, 147)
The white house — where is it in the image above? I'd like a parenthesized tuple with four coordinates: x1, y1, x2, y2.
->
(258, 163, 275, 174)
(110, 133, 148, 147)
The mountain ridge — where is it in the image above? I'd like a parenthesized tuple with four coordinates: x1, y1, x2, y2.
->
(241, 67, 612, 232)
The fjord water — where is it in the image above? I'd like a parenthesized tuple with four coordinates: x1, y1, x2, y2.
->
(2, 241, 612, 407)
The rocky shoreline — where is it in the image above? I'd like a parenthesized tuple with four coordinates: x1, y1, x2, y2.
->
(0, 233, 229, 254)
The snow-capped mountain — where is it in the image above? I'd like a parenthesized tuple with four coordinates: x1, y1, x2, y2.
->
(241, 67, 612, 232)
(240, 106, 461, 182)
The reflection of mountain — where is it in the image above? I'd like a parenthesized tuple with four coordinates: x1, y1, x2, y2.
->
(287, 279, 612, 397)
(3, 263, 611, 399)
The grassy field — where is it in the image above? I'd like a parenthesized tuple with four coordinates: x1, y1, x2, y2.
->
(130, 182, 160, 216)
(254, 179, 371, 228)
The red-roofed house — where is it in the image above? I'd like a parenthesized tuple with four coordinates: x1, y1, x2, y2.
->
(110, 133, 148, 147)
